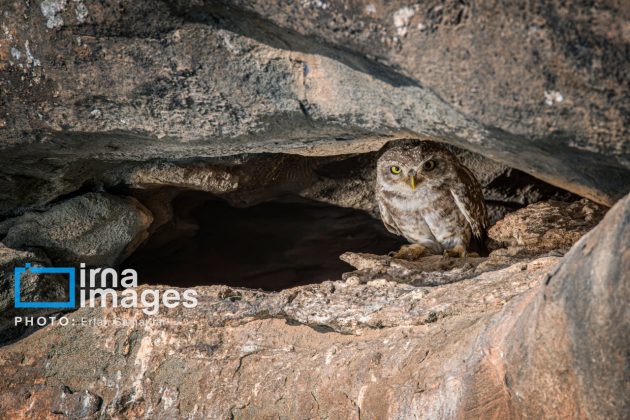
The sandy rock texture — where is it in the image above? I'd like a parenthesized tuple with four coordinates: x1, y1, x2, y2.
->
(0, 193, 625, 418)
(0, 256, 559, 418)
(0, 0, 628, 211)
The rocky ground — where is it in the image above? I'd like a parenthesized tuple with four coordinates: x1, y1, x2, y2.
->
(0, 188, 625, 418)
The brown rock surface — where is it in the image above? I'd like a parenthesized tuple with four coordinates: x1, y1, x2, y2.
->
(461, 191, 630, 418)
(0, 1, 628, 417)
(0, 193, 153, 342)
(339, 198, 603, 286)
(224, 0, 630, 189)
(0, 258, 559, 418)
(0, 193, 626, 418)
(488, 198, 606, 253)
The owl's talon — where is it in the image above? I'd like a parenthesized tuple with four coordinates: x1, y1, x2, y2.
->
(443, 246, 468, 258)
(391, 244, 429, 260)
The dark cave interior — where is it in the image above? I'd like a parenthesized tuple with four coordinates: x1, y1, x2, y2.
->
(122, 190, 405, 290)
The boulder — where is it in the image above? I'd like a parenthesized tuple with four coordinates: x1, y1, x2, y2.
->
(0, 1, 628, 417)
(0, 257, 559, 418)
(460, 191, 630, 418)
(488, 198, 606, 253)
(0, 0, 628, 212)
(0, 193, 153, 267)
(222, 0, 630, 203)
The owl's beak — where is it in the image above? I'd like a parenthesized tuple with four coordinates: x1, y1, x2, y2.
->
(407, 169, 417, 190)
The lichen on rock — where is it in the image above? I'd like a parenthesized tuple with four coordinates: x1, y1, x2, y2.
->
(40, 0, 67, 29)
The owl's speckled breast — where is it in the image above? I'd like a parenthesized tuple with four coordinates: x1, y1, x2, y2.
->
(379, 188, 471, 253)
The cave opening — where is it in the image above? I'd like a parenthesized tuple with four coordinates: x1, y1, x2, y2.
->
(122, 189, 405, 291)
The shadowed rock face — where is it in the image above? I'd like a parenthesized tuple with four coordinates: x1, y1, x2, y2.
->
(0, 0, 628, 209)
(460, 191, 630, 419)
(218, 1, 630, 185)
(0, 193, 153, 267)
(0, 161, 591, 343)
(0, 193, 153, 343)
(487, 198, 606, 252)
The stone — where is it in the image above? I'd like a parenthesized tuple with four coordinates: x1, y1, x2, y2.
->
(0, 0, 628, 213)
(340, 252, 486, 286)
(488, 198, 606, 253)
(0, 0, 627, 416)
(221, 0, 630, 203)
(0, 193, 153, 267)
(459, 192, 630, 418)
(0, 244, 68, 344)
(51, 389, 102, 418)
(114, 150, 577, 236)
(0, 256, 558, 418)
(338, 198, 599, 286)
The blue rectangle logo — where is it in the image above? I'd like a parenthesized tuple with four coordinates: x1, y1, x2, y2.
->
(14, 263, 76, 309)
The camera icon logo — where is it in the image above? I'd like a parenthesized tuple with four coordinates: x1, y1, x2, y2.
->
(14, 263, 76, 309)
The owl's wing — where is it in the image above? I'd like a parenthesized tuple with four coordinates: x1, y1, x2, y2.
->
(450, 166, 488, 239)
(377, 199, 402, 236)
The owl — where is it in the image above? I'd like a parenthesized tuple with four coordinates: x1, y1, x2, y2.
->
(375, 140, 488, 258)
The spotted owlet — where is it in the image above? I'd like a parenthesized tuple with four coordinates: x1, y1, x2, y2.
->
(375, 140, 488, 258)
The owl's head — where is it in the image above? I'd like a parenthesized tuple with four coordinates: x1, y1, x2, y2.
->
(376, 140, 461, 194)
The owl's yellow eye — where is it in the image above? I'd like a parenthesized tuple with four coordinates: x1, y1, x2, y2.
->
(390, 166, 402, 175)
(422, 160, 436, 171)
